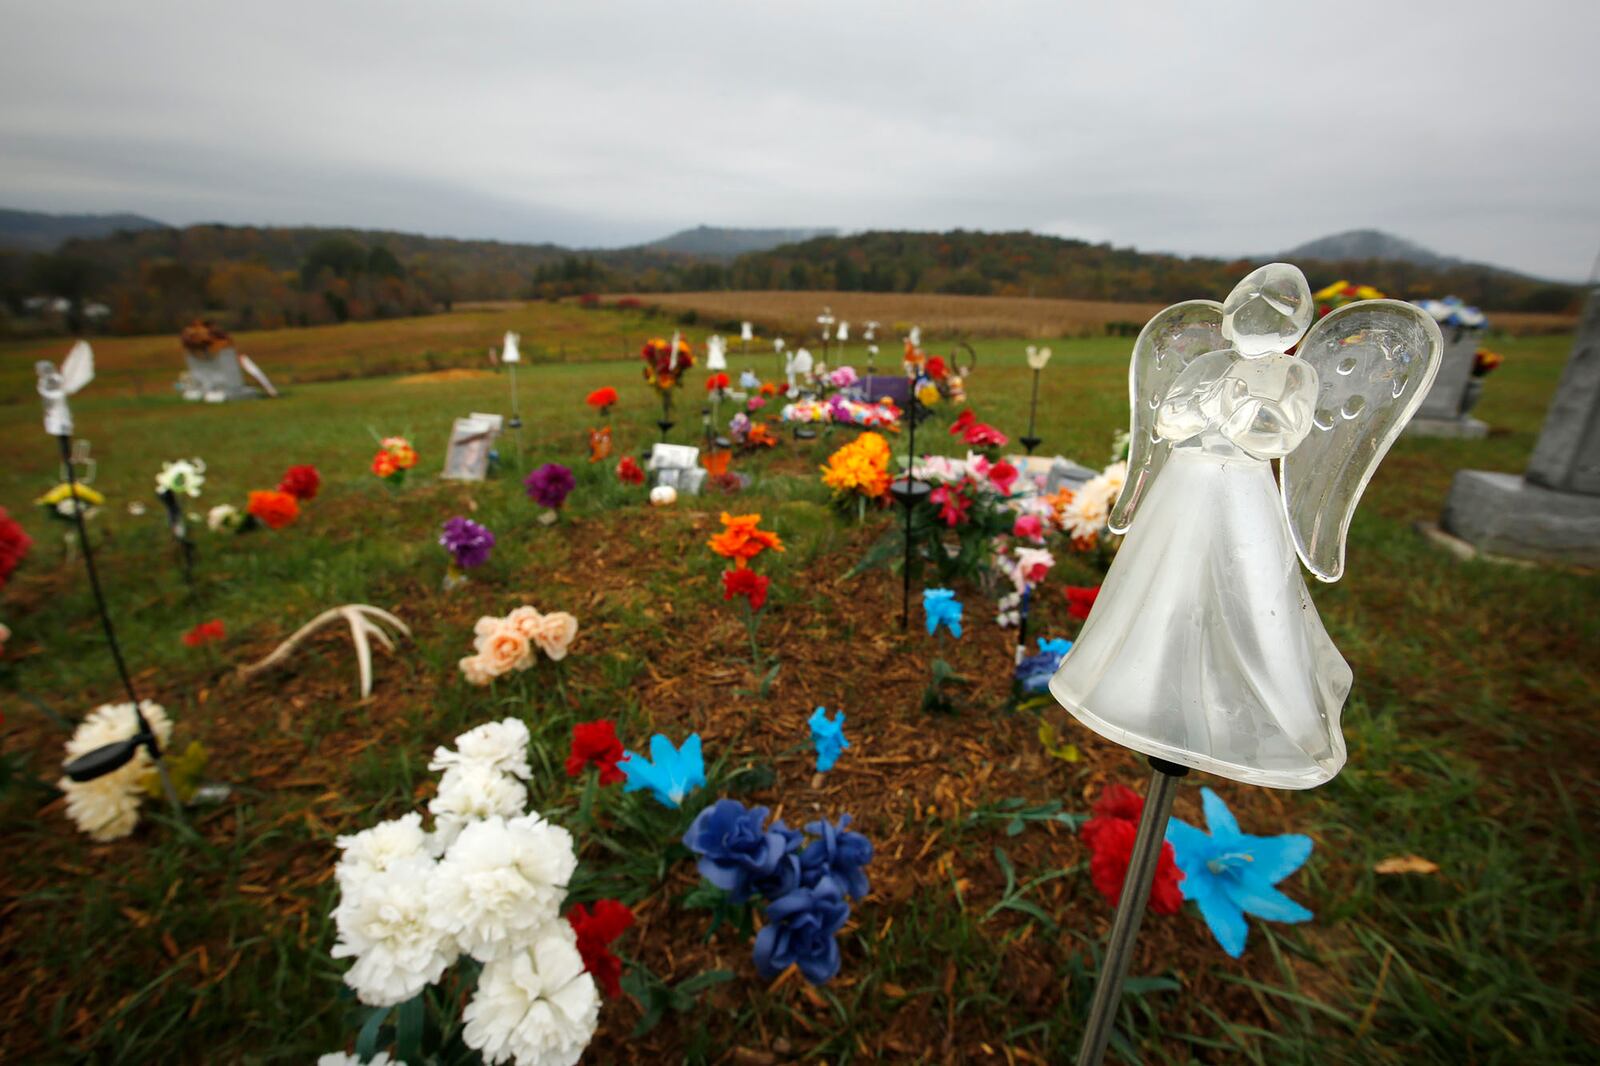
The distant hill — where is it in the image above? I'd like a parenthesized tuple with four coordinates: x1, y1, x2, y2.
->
(1284, 228, 1483, 273)
(0, 207, 169, 252)
(638, 225, 837, 259)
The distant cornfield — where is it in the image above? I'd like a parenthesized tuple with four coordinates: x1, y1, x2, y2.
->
(623, 291, 1577, 342)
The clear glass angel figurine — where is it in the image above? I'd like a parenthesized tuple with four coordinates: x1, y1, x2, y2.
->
(1049, 264, 1443, 788)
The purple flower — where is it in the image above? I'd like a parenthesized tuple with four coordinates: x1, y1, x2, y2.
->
(683, 799, 792, 903)
(752, 878, 850, 985)
(799, 815, 873, 900)
(524, 463, 576, 509)
(439, 516, 495, 569)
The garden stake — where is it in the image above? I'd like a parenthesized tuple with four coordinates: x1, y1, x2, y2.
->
(55, 432, 185, 823)
(1075, 756, 1188, 1066)
(1022, 364, 1043, 454)
(896, 390, 920, 630)
(508, 359, 524, 457)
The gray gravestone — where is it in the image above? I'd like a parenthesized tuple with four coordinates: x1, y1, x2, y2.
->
(1408, 327, 1487, 438)
(179, 346, 260, 402)
(1439, 288, 1600, 564)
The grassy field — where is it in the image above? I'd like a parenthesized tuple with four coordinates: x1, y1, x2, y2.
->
(0, 308, 1596, 1063)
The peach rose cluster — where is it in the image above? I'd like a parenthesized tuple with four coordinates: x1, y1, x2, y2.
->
(459, 605, 579, 686)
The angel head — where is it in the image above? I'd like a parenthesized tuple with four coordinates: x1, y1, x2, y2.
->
(1110, 264, 1442, 582)
(37, 340, 95, 438)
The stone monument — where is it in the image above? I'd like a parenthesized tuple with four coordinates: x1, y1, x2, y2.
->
(176, 320, 274, 402)
(1407, 298, 1489, 438)
(1439, 287, 1600, 565)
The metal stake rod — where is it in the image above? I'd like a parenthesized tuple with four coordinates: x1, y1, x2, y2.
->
(899, 396, 919, 631)
(508, 362, 523, 457)
(1076, 756, 1188, 1066)
(1022, 367, 1043, 455)
(57, 434, 184, 821)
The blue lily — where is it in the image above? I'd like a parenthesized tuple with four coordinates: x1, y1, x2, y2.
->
(1015, 637, 1073, 693)
(809, 707, 850, 773)
(619, 733, 706, 809)
(1164, 787, 1314, 957)
(923, 588, 963, 638)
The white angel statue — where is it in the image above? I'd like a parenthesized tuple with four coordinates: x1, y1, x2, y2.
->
(36, 340, 95, 437)
(1049, 264, 1442, 789)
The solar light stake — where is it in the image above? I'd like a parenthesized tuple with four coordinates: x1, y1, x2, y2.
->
(55, 433, 184, 822)
(1022, 367, 1044, 454)
(508, 361, 523, 456)
(1076, 756, 1188, 1066)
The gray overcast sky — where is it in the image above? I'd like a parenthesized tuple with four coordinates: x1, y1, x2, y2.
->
(2, 1, 1597, 279)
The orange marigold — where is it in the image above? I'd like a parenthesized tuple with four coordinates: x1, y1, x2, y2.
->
(247, 489, 300, 529)
(707, 512, 784, 568)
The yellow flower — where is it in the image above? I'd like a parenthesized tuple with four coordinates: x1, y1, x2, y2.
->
(916, 383, 941, 406)
(36, 482, 106, 507)
(820, 433, 892, 498)
(1312, 280, 1349, 302)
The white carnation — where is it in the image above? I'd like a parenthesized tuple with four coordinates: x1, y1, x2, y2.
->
(206, 504, 239, 531)
(332, 855, 457, 1006)
(426, 814, 577, 963)
(336, 812, 428, 892)
(58, 701, 173, 842)
(462, 921, 599, 1066)
(430, 718, 532, 781)
(155, 458, 206, 498)
(1063, 461, 1127, 541)
(428, 764, 529, 850)
(317, 1053, 395, 1066)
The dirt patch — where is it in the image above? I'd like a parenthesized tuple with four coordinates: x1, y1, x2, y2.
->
(395, 368, 498, 384)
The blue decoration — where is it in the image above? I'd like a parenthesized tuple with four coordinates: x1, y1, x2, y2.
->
(799, 814, 874, 901)
(1014, 637, 1074, 693)
(922, 588, 963, 638)
(752, 878, 851, 985)
(1164, 787, 1314, 957)
(619, 733, 705, 809)
(809, 707, 850, 773)
(682, 799, 791, 902)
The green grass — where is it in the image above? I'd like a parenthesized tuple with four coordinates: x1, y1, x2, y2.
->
(0, 316, 1596, 1063)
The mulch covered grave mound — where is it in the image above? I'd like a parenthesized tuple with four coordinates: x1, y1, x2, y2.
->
(0, 504, 1325, 1064)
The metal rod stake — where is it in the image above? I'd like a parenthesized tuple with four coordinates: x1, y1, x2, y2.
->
(1076, 757, 1188, 1066)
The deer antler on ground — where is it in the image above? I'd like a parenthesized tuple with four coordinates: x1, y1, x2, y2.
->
(237, 605, 411, 698)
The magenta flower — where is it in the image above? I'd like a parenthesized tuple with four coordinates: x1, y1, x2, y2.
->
(439, 516, 495, 568)
(525, 463, 576, 509)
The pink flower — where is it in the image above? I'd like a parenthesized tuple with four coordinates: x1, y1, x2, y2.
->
(1012, 514, 1045, 543)
(988, 460, 1019, 496)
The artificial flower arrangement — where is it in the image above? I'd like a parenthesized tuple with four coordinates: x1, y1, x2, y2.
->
(709, 513, 784, 665)
(1059, 459, 1128, 555)
(729, 412, 779, 451)
(615, 455, 646, 485)
(371, 436, 418, 488)
(458, 605, 579, 686)
(1473, 348, 1504, 377)
(57, 701, 173, 841)
(525, 462, 576, 523)
(921, 588, 968, 714)
(203, 464, 318, 534)
(706, 372, 731, 399)
(0, 506, 32, 592)
(586, 386, 619, 416)
(781, 395, 901, 429)
(682, 798, 873, 986)
(1312, 279, 1385, 318)
(809, 707, 849, 773)
(324, 718, 628, 1066)
(820, 432, 892, 520)
(1013, 636, 1072, 695)
(1079, 782, 1314, 958)
(995, 544, 1055, 630)
(641, 336, 694, 391)
(587, 425, 612, 464)
(154, 458, 206, 499)
(439, 516, 495, 589)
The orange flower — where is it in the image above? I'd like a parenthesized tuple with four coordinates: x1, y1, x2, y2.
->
(746, 422, 778, 448)
(372, 451, 398, 478)
(702, 450, 731, 476)
(707, 512, 784, 568)
(759, 382, 778, 396)
(247, 489, 300, 529)
(587, 386, 620, 410)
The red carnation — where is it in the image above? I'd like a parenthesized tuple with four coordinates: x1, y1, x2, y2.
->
(1082, 814, 1185, 915)
(963, 421, 1009, 448)
(616, 455, 645, 485)
(949, 409, 976, 437)
(1065, 584, 1100, 620)
(706, 372, 730, 393)
(567, 899, 634, 998)
(566, 719, 626, 785)
(0, 506, 32, 591)
(722, 567, 770, 611)
(182, 619, 226, 647)
(926, 355, 948, 380)
(1092, 782, 1145, 823)
(587, 386, 620, 411)
(277, 465, 321, 500)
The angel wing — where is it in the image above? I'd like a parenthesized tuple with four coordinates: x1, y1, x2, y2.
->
(1107, 300, 1226, 532)
(61, 340, 95, 394)
(1282, 300, 1443, 582)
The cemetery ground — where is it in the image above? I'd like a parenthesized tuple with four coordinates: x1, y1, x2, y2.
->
(0, 313, 1596, 1063)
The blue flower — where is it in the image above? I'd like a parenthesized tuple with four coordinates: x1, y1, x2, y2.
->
(683, 799, 790, 902)
(923, 588, 963, 638)
(752, 878, 851, 985)
(751, 819, 806, 901)
(799, 814, 873, 901)
(809, 707, 850, 773)
(1164, 787, 1314, 958)
(619, 733, 705, 809)
(1014, 637, 1073, 693)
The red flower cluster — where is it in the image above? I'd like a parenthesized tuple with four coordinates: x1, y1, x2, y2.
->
(929, 481, 975, 527)
(705, 372, 730, 394)
(566, 719, 626, 785)
(616, 455, 645, 485)
(1081, 783, 1185, 914)
(246, 489, 300, 530)
(277, 465, 321, 500)
(949, 408, 1009, 449)
(182, 619, 226, 647)
(722, 567, 770, 611)
(587, 387, 620, 411)
(925, 355, 948, 380)
(567, 898, 634, 998)
(0, 506, 32, 591)
(1065, 584, 1100, 620)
